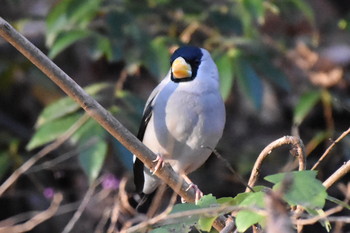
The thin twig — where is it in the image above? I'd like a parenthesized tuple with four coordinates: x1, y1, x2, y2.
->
(123, 182, 180, 233)
(220, 216, 235, 233)
(294, 204, 344, 226)
(0, 114, 89, 197)
(146, 183, 169, 218)
(118, 177, 136, 215)
(26, 137, 98, 173)
(94, 208, 112, 233)
(210, 147, 254, 192)
(0, 193, 63, 233)
(323, 160, 350, 189)
(62, 179, 100, 233)
(246, 136, 306, 192)
(327, 216, 350, 223)
(107, 178, 130, 233)
(312, 127, 350, 170)
(107, 198, 120, 233)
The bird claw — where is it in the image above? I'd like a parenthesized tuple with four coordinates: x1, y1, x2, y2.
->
(152, 154, 164, 175)
(181, 183, 203, 204)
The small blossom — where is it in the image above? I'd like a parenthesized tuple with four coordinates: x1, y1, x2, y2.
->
(43, 187, 55, 199)
(102, 173, 120, 190)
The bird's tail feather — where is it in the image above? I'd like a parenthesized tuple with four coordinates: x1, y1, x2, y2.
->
(136, 191, 156, 213)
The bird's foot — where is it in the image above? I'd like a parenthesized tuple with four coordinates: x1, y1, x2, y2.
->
(151, 154, 164, 175)
(181, 183, 203, 204)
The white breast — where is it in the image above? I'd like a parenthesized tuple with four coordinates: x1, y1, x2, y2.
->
(143, 78, 225, 174)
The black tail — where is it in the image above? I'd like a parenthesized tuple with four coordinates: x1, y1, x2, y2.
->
(136, 191, 157, 213)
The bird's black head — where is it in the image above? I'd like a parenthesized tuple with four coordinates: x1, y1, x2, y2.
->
(170, 46, 203, 82)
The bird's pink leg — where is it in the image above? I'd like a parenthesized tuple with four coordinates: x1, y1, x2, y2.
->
(181, 175, 203, 204)
(151, 154, 165, 175)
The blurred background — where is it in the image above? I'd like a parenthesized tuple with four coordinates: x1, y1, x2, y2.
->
(0, 0, 350, 232)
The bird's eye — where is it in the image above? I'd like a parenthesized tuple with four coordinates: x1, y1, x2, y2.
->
(193, 59, 200, 66)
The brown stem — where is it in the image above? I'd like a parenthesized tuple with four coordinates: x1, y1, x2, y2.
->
(246, 136, 306, 192)
(323, 160, 350, 189)
(312, 127, 350, 170)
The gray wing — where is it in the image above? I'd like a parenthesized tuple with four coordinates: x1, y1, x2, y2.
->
(133, 78, 168, 193)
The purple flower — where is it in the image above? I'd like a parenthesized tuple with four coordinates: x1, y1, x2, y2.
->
(43, 187, 55, 199)
(102, 173, 120, 190)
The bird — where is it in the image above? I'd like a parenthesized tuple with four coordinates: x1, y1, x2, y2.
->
(133, 45, 226, 211)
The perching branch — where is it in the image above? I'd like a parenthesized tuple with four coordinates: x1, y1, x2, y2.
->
(0, 17, 226, 230)
(246, 136, 306, 192)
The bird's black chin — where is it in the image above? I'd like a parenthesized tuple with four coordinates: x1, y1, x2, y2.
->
(171, 74, 195, 83)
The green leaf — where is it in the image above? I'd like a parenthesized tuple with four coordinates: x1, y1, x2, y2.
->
(71, 118, 106, 144)
(236, 191, 265, 232)
(171, 202, 200, 214)
(75, 119, 107, 181)
(79, 138, 107, 183)
(197, 194, 217, 207)
(36, 82, 109, 127)
(235, 58, 264, 110)
(293, 90, 321, 125)
(89, 35, 113, 61)
(327, 196, 350, 210)
(46, 0, 72, 46)
(46, 0, 101, 47)
(243, 0, 265, 25)
(147, 36, 171, 79)
(217, 197, 236, 205)
(49, 29, 92, 58)
(36, 97, 79, 127)
(0, 152, 10, 180)
(265, 170, 327, 209)
(150, 229, 170, 233)
(159, 203, 200, 232)
(290, 0, 314, 25)
(152, 224, 192, 233)
(197, 194, 218, 232)
(314, 209, 332, 232)
(233, 186, 266, 205)
(216, 52, 234, 100)
(253, 58, 290, 92)
(26, 113, 81, 151)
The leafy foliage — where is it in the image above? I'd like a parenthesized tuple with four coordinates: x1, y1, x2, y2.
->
(43, 0, 311, 106)
(151, 171, 332, 232)
(293, 90, 321, 126)
(265, 170, 327, 209)
(26, 83, 143, 181)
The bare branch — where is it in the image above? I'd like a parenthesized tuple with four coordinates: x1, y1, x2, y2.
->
(219, 216, 235, 233)
(265, 190, 293, 233)
(0, 114, 89, 197)
(327, 216, 350, 223)
(62, 178, 100, 233)
(323, 160, 350, 189)
(0, 193, 63, 233)
(312, 127, 350, 170)
(294, 204, 344, 226)
(246, 136, 306, 192)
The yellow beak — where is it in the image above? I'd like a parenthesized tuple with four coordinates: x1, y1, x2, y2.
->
(171, 57, 192, 79)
